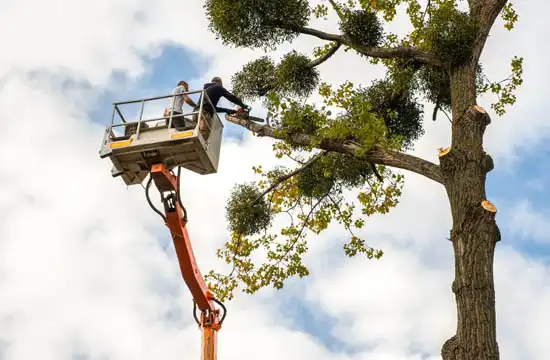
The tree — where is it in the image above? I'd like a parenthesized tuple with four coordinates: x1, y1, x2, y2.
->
(203, 0, 523, 359)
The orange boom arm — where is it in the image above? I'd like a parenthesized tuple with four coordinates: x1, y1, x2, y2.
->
(147, 163, 226, 360)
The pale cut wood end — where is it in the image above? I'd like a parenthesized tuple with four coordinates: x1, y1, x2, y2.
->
(481, 200, 497, 213)
(473, 105, 486, 114)
(438, 147, 451, 157)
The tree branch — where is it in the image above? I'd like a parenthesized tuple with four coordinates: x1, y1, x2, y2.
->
(421, 0, 432, 25)
(327, 0, 346, 21)
(370, 163, 383, 182)
(269, 193, 327, 269)
(470, 0, 508, 62)
(226, 115, 445, 184)
(293, 26, 442, 66)
(308, 42, 341, 68)
(255, 151, 328, 202)
(295, 26, 344, 42)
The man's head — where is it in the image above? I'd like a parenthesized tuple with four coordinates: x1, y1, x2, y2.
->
(211, 77, 222, 86)
(177, 80, 189, 90)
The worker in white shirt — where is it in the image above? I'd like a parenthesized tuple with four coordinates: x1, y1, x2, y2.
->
(164, 80, 197, 129)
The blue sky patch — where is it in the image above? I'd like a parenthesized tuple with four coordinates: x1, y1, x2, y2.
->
(89, 44, 208, 126)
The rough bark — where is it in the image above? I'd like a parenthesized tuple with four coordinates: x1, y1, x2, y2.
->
(437, 0, 509, 356)
(439, 60, 500, 360)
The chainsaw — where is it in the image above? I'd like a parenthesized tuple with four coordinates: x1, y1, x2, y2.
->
(233, 106, 265, 123)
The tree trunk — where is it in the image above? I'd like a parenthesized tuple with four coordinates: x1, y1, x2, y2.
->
(439, 61, 501, 360)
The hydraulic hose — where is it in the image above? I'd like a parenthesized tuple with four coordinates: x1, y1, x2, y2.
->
(145, 174, 167, 223)
(176, 166, 188, 223)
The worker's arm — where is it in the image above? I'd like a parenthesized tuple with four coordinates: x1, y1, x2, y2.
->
(174, 86, 197, 108)
(181, 87, 197, 108)
(220, 87, 247, 109)
(215, 106, 238, 114)
(184, 94, 198, 108)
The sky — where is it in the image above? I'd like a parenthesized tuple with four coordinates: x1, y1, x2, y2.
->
(0, 0, 549, 359)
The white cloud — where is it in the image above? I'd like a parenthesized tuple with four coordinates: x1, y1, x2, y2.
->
(504, 199, 550, 244)
(479, 0, 550, 166)
(1, 0, 550, 360)
(494, 246, 550, 359)
(306, 242, 455, 354)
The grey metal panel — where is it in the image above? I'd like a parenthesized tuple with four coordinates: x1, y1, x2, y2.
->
(103, 130, 217, 185)
(203, 111, 224, 171)
(99, 88, 226, 186)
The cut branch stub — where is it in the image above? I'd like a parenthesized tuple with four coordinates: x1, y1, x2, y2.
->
(481, 200, 497, 213)
(437, 146, 457, 181)
(451, 105, 491, 154)
(483, 153, 495, 173)
(438, 147, 451, 158)
(462, 104, 491, 127)
(472, 104, 491, 126)
(473, 105, 486, 114)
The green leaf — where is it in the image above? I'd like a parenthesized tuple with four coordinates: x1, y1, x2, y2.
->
(501, 3, 519, 31)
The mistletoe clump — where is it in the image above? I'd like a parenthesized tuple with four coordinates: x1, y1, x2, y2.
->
(423, 6, 477, 67)
(297, 153, 377, 199)
(205, 0, 310, 50)
(274, 100, 324, 136)
(339, 9, 383, 48)
(418, 63, 487, 111)
(231, 52, 319, 100)
(231, 57, 277, 100)
(276, 51, 320, 98)
(317, 83, 383, 141)
(360, 79, 424, 150)
(296, 161, 335, 199)
(225, 183, 273, 236)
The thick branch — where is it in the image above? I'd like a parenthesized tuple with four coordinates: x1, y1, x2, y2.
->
(353, 44, 442, 65)
(294, 26, 344, 42)
(308, 42, 341, 68)
(226, 115, 444, 184)
(255, 151, 328, 201)
(470, 0, 508, 61)
(294, 26, 442, 66)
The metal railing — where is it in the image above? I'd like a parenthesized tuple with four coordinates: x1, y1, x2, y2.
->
(104, 88, 223, 146)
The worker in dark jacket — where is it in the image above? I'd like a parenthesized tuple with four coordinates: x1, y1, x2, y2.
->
(193, 77, 249, 140)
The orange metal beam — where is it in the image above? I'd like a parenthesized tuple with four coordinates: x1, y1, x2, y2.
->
(202, 324, 218, 360)
(150, 163, 214, 312)
(150, 163, 222, 360)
